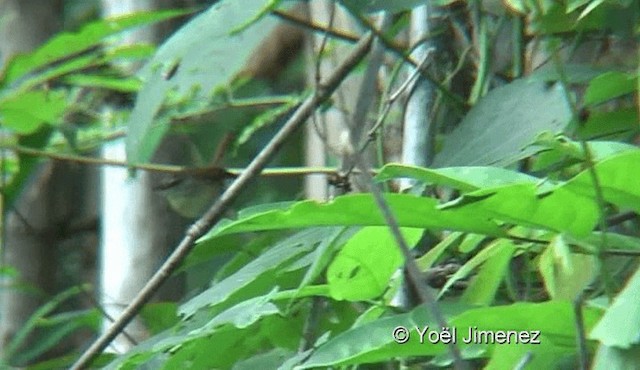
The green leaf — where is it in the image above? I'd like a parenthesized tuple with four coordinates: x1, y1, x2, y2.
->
(327, 227, 424, 301)
(126, 0, 279, 164)
(574, 232, 640, 253)
(2, 285, 89, 362)
(297, 305, 451, 368)
(202, 193, 506, 240)
(235, 96, 302, 148)
(1, 10, 189, 84)
(563, 149, 640, 214)
(62, 74, 142, 92)
(0, 90, 67, 134)
(591, 345, 640, 370)
(584, 71, 637, 106)
(539, 235, 598, 300)
(443, 183, 599, 237)
(461, 239, 517, 306)
(415, 232, 463, 271)
(590, 266, 640, 348)
(439, 239, 511, 299)
(433, 77, 571, 168)
(298, 227, 354, 291)
(457, 233, 488, 254)
(452, 301, 602, 345)
(140, 303, 179, 335)
(300, 301, 600, 368)
(232, 348, 294, 370)
(577, 108, 639, 140)
(376, 164, 541, 192)
(180, 228, 329, 318)
(200, 288, 280, 331)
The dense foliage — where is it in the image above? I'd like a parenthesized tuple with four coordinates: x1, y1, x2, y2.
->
(1, 0, 639, 368)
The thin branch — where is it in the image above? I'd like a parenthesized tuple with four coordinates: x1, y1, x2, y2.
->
(70, 31, 374, 369)
(275, 6, 467, 111)
(573, 291, 589, 370)
(272, 9, 359, 44)
(350, 152, 468, 370)
(4, 145, 373, 177)
(550, 49, 615, 298)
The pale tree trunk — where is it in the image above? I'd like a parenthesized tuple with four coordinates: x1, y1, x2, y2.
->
(0, 0, 97, 363)
(100, 0, 191, 353)
(400, 4, 437, 189)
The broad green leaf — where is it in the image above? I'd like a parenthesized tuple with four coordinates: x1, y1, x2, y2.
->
(461, 239, 517, 306)
(298, 227, 354, 291)
(180, 228, 329, 318)
(376, 164, 541, 192)
(590, 266, 640, 348)
(327, 227, 424, 301)
(202, 194, 506, 240)
(451, 301, 602, 349)
(1, 10, 189, 84)
(442, 183, 599, 237)
(584, 71, 637, 106)
(140, 303, 179, 335)
(126, 0, 279, 164)
(0, 90, 67, 134)
(563, 150, 640, 214)
(297, 304, 459, 368)
(299, 301, 600, 368)
(199, 288, 280, 331)
(485, 333, 575, 369)
(577, 108, 639, 140)
(432, 77, 571, 168)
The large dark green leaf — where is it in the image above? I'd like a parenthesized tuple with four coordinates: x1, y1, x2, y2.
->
(433, 77, 571, 168)
(125, 0, 279, 164)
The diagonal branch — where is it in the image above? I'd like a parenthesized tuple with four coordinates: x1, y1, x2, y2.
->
(70, 31, 374, 370)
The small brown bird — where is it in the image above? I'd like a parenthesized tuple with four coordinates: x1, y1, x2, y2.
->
(154, 166, 236, 218)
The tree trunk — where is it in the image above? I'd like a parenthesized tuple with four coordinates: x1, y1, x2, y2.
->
(99, 0, 192, 353)
(0, 0, 96, 364)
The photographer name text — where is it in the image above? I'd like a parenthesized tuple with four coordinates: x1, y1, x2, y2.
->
(392, 326, 541, 345)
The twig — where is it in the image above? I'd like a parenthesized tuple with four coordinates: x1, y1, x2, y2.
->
(350, 153, 468, 370)
(573, 291, 589, 370)
(4, 145, 374, 177)
(272, 9, 359, 44)
(550, 50, 614, 298)
(70, 31, 374, 369)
